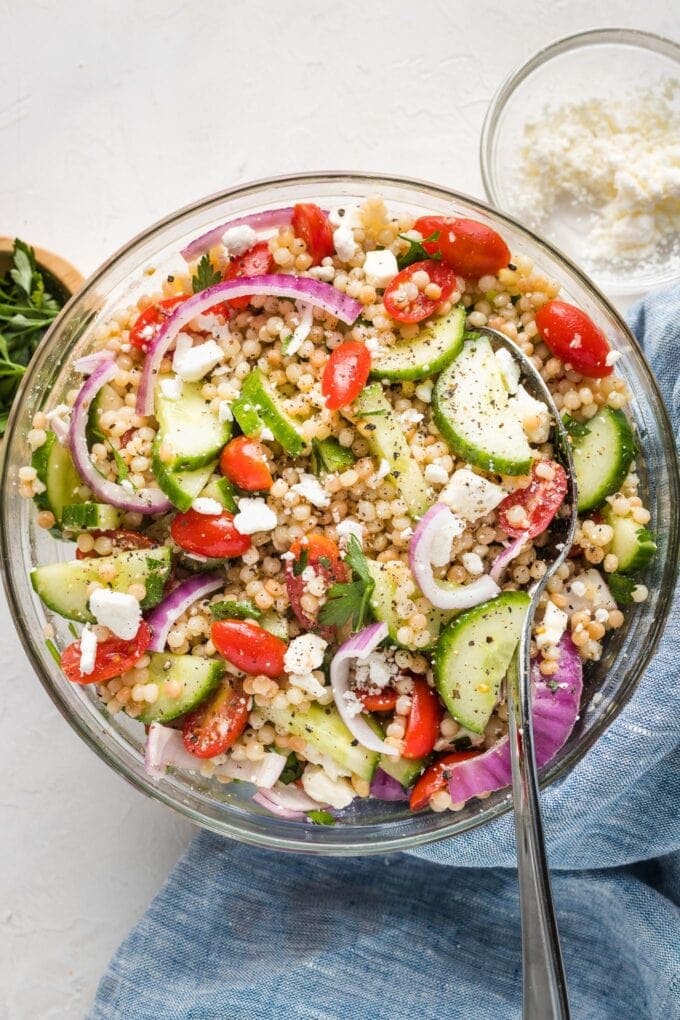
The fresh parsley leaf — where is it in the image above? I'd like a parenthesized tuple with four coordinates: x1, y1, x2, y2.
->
(142, 557, 167, 608)
(636, 527, 656, 545)
(191, 254, 221, 294)
(307, 809, 335, 826)
(44, 638, 61, 665)
(317, 555, 332, 571)
(210, 599, 262, 621)
(108, 442, 129, 481)
(279, 752, 304, 785)
(318, 535, 375, 631)
(292, 547, 309, 577)
(607, 573, 636, 604)
(10, 244, 34, 296)
(396, 232, 441, 271)
(562, 414, 591, 439)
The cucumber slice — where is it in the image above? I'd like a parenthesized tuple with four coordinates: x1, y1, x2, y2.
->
(62, 502, 121, 532)
(366, 559, 450, 650)
(259, 611, 289, 640)
(155, 379, 231, 471)
(571, 407, 635, 511)
(200, 476, 238, 512)
(311, 437, 356, 475)
(378, 754, 425, 789)
(86, 383, 119, 445)
(31, 433, 85, 526)
(152, 437, 217, 511)
(369, 306, 465, 381)
(137, 653, 225, 724)
(432, 338, 533, 476)
(603, 507, 656, 573)
(233, 369, 306, 456)
(264, 701, 379, 782)
(350, 383, 429, 518)
(30, 547, 172, 622)
(434, 590, 530, 734)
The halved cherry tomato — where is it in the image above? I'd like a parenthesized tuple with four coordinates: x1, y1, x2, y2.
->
(129, 295, 190, 351)
(437, 218, 511, 278)
(402, 677, 442, 759)
(211, 619, 287, 678)
(170, 509, 251, 559)
(383, 260, 458, 324)
(497, 460, 568, 539)
(412, 215, 448, 255)
(182, 678, 250, 758)
(291, 203, 334, 265)
(224, 241, 274, 311)
(357, 688, 399, 712)
(321, 340, 372, 410)
(60, 621, 151, 684)
(220, 436, 273, 492)
(75, 529, 154, 560)
(285, 534, 348, 633)
(535, 300, 613, 378)
(409, 749, 482, 812)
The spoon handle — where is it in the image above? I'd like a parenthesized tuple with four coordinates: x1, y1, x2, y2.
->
(507, 649, 571, 1020)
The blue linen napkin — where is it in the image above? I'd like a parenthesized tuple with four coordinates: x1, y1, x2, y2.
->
(90, 288, 680, 1020)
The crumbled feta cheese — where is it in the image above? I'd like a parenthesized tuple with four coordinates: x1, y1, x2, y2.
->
(365, 651, 397, 690)
(509, 384, 551, 443)
(301, 744, 351, 781)
(424, 463, 449, 486)
(564, 570, 616, 615)
(233, 497, 277, 535)
(159, 375, 183, 400)
(218, 401, 233, 423)
(192, 497, 222, 516)
(429, 510, 465, 567)
(536, 600, 569, 650)
(288, 672, 327, 699)
(342, 690, 364, 718)
(333, 223, 357, 262)
(570, 580, 586, 598)
(594, 608, 610, 624)
(301, 765, 355, 809)
(605, 350, 622, 366)
(45, 403, 72, 423)
(172, 335, 224, 382)
(284, 634, 327, 676)
(415, 379, 433, 403)
(89, 589, 142, 640)
(221, 224, 257, 256)
(291, 473, 330, 509)
(400, 408, 424, 426)
(79, 625, 97, 675)
(336, 519, 364, 546)
(364, 336, 384, 356)
(461, 552, 485, 576)
(329, 205, 363, 229)
(363, 249, 399, 288)
(494, 347, 521, 394)
(300, 566, 316, 584)
(440, 468, 507, 521)
(260, 426, 274, 442)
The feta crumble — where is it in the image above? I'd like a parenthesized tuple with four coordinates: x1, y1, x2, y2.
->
(159, 375, 184, 401)
(333, 223, 357, 262)
(536, 600, 569, 650)
(79, 624, 97, 675)
(284, 634, 327, 676)
(89, 589, 142, 641)
(440, 468, 506, 521)
(221, 224, 257, 256)
(429, 510, 465, 567)
(508, 384, 551, 444)
(192, 497, 223, 516)
(218, 401, 233, 423)
(172, 334, 224, 382)
(336, 519, 364, 547)
(363, 249, 398, 288)
(301, 766, 355, 809)
(424, 463, 449, 486)
(461, 552, 485, 576)
(291, 473, 330, 509)
(233, 497, 277, 535)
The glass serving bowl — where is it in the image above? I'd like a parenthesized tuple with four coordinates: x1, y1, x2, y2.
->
(480, 29, 680, 297)
(1, 173, 677, 855)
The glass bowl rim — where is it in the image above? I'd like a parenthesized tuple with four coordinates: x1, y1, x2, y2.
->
(479, 27, 680, 295)
(2, 170, 678, 854)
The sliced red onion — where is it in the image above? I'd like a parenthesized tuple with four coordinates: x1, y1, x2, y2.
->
(283, 302, 314, 356)
(409, 503, 500, 611)
(447, 634, 583, 804)
(253, 784, 325, 820)
(136, 275, 362, 416)
(330, 622, 399, 757)
(146, 573, 224, 652)
(490, 534, 528, 584)
(74, 351, 112, 375)
(370, 768, 410, 802)
(217, 752, 287, 788)
(49, 414, 71, 445)
(69, 356, 172, 515)
(144, 723, 287, 787)
(181, 207, 297, 262)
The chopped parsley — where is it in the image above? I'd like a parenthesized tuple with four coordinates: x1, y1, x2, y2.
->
(607, 573, 637, 604)
(318, 535, 375, 631)
(279, 752, 304, 785)
(191, 254, 221, 293)
(562, 414, 591, 439)
(306, 809, 335, 826)
(292, 547, 309, 577)
(210, 599, 262, 621)
(396, 232, 441, 270)
(142, 556, 168, 608)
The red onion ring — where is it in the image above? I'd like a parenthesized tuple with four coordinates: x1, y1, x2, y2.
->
(489, 534, 529, 584)
(146, 573, 224, 652)
(330, 622, 399, 757)
(180, 207, 297, 262)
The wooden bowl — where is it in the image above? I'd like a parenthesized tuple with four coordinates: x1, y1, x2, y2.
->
(0, 237, 84, 301)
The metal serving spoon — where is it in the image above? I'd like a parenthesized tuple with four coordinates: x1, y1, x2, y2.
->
(476, 326, 578, 1020)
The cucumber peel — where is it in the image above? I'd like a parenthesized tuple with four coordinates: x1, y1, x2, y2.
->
(137, 653, 225, 724)
(369, 306, 465, 381)
(571, 407, 635, 511)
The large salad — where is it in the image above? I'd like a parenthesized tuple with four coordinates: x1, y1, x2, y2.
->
(21, 196, 655, 821)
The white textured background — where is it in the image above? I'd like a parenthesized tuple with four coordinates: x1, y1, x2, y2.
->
(0, 2, 676, 1017)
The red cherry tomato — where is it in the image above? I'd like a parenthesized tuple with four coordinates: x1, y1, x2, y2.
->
(75, 529, 154, 560)
(497, 460, 568, 539)
(383, 260, 458, 324)
(219, 436, 273, 492)
(170, 509, 251, 559)
(182, 678, 250, 758)
(60, 621, 151, 684)
(285, 534, 348, 634)
(291, 203, 334, 265)
(129, 295, 190, 351)
(535, 300, 613, 378)
(437, 218, 511, 278)
(357, 688, 399, 713)
(412, 215, 448, 255)
(211, 619, 287, 678)
(223, 241, 274, 311)
(402, 678, 442, 760)
(409, 750, 482, 812)
(321, 340, 372, 411)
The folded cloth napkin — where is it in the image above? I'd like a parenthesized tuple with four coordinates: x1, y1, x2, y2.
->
(90, 288, 680, 1020)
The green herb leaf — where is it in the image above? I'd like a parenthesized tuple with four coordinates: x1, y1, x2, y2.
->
(607, 573, 636, 604)
(45, 638, 61, 665)
(636, 527, 656, 545)
(318, 535, 375, 631)
(292, 547, 309, 577)
(108, 442, 130, 482)
(210, 599, 262, 621)
(10, 245, 34, 296)
(191, 254, 221, 294)
(310, 437, 356, 475)
(279, 752, 304, 785)
(396, 232, 441, 271)
(562, 414, 591, 439)
(307, 809, 335, 825)
(143, 557, 167, 607)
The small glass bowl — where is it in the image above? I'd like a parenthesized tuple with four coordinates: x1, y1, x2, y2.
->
(1, 173, 678, 854)
(480, 29, 680, 297)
